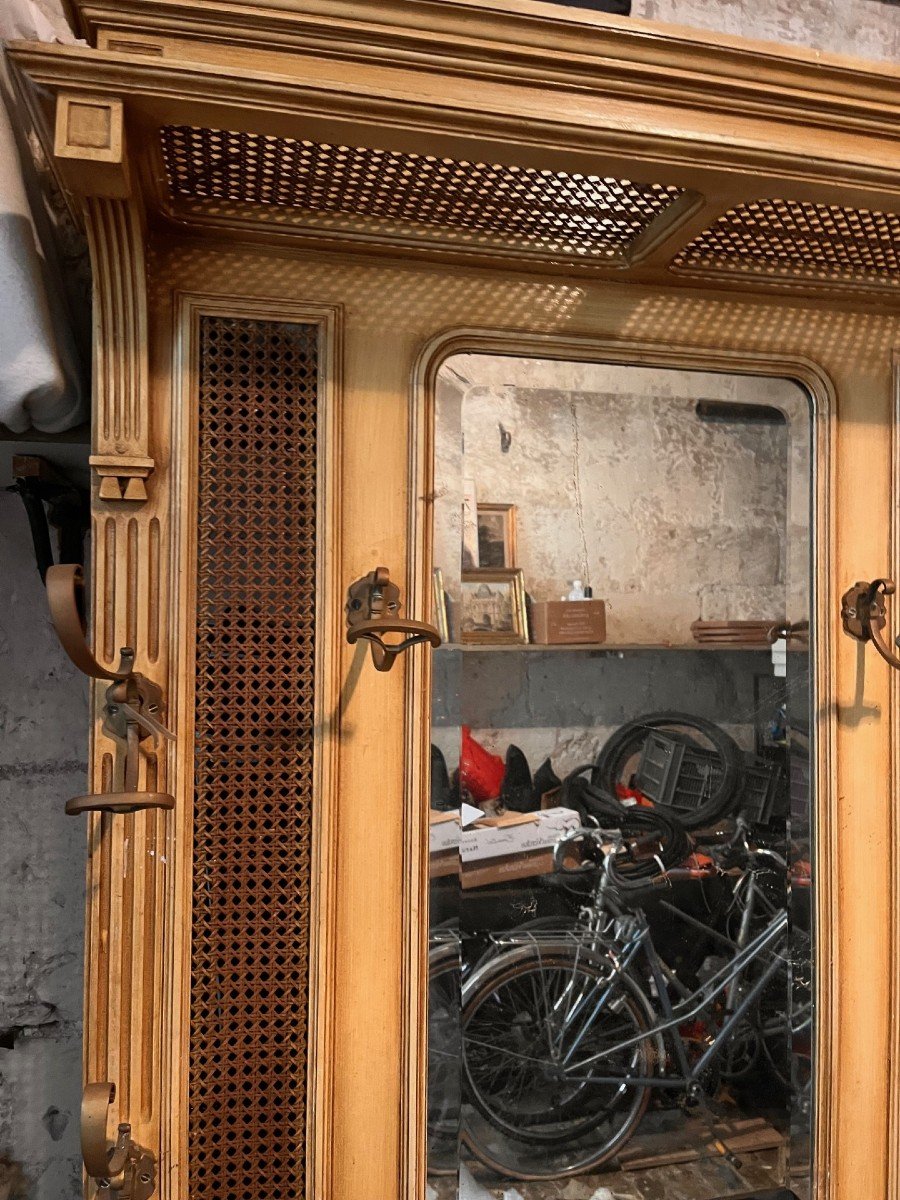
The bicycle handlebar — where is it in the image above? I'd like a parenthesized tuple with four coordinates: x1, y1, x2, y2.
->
(552, 823, 789, 881)
(552, 827, 622, 874)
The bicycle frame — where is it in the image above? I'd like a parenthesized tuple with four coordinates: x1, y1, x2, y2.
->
(560, 906, 789, 1089)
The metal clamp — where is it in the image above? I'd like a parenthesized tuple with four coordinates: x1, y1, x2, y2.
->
(46, 564, 176, 814)
(80, 1083, 156, 1199)
(767, 620, 809, 645)
(345, 566, 441, 672)
(841, 578, 900, 671)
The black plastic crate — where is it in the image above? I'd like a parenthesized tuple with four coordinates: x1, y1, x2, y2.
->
(789, 753, 811, 832)
(634, 730, 725, 813)
(736, 759, 787, 826)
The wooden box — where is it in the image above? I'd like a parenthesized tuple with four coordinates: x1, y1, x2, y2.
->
(530, 599, 607, 645)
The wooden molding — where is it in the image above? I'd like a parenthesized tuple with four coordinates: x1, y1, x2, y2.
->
(83, 195, 155, 502)
(12, 38, 900, 309)
(53, 90, 130, 198)
(13, 42, 900, 195)
(167, 294, 343, 1200)
(65, 0, 900, 129)
(888, 349, 900, 1200)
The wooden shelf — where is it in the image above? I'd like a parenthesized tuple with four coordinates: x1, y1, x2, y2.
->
(436, 642, 774, 653)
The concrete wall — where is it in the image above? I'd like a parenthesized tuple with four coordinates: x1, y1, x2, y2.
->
(432, 646, 790, 775)
(631, 0, 900, 63)
(436, 356, 809, 645)
(0, 492, 86, 1200)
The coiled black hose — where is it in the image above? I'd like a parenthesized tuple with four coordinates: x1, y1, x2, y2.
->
(561, 765, 692, 888)
(591, 712, 744, 830)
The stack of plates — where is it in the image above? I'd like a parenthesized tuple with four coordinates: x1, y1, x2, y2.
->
(691, 620, 774, 646)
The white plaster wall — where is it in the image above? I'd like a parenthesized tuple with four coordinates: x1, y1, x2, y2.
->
(631, 0, 900, 63)
(436, 355, 810, 646)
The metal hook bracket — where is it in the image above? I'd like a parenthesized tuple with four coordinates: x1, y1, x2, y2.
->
(841, 578, 900, 671)
(345, 566, 441, 672)
(80, 1083, 156, 1200)
(45, 564, 176, 814)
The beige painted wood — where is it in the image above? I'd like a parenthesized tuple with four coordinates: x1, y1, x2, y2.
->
(9, 4, 900, 1198)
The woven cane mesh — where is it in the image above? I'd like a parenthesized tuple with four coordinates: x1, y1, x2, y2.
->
(672, 198, 900, 286)
(159, 124, 685, 258)
(191, 315, 318, 1200)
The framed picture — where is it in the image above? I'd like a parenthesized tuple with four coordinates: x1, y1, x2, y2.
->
(476, 502, 517, 569)
(431, 568, 450, 643)
(460, 569, 529, 644)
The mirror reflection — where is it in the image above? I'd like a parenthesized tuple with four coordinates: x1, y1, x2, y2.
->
(428, 355, 812, 1200)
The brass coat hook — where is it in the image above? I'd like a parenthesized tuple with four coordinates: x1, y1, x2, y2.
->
(345, 566, 441, 672)
(841, 578, 900, 671)
(80, 1082, 156, 1198)
(45, 564, 176, 814)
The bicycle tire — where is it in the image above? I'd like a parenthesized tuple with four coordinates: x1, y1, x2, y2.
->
(428, 942, 462, 1176)
(592, 711, 744, 829)
(462, 943, 654, 1179)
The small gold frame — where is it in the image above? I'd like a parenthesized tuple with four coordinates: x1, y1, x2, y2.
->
(475, 502, 518, 569)
(460, 569, 528, 644)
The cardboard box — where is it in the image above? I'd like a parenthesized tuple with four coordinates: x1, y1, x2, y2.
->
(429, 809, 460, 855)
(432, 807, 583, 885)
(461, 846, 581, 889)
(461, 847, 555, 889)
(460, 805, 580, 863)
(430, 849, 459, 879)
(530, 599, 606, 645)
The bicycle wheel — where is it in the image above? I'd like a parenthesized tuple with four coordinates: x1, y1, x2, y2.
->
(462, 944, 653, 1179)
(428, 943, 462, 1176)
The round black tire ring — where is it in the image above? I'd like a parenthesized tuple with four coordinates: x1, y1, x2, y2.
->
(592, 711, 744, 829)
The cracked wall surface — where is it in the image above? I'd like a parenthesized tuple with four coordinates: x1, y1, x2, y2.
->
(436, 357, 809, 644)
(632, 0, 900, 63)
(0, 492, 86, 1200)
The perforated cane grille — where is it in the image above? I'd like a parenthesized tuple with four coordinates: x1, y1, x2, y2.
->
(191, 315, 318, 1200)
(672, 198, 900, 287)
(160, 124, 686, 258)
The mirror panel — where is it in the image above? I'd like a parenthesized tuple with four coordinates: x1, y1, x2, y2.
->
(428, 354, 813, 1200)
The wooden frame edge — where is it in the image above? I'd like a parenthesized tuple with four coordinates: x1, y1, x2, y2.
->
(887, 349, 900, 1200)
(166, 291, 343, 1200)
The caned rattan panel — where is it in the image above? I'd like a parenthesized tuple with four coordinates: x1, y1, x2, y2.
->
(159, 124, 685, 258)
(191, 315, 318, 1200)
(672, 198, 900, 287)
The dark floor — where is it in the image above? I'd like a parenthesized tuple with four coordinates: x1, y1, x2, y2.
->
(429, 1106, 810, 1200)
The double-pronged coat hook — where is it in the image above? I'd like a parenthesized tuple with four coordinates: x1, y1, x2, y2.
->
(345, 566, 442, 671)
(80, 1082, 156, 1198)
(45, 564, 176, 814)
(841, 578, 900, 671)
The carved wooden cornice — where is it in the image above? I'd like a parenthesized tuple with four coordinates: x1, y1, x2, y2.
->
(16, 36, 900, 178)
(66, 0, 900, 123)
(12, 23, 900, 307)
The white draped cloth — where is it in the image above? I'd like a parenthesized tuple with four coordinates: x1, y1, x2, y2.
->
(1, 0, 87, 433)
